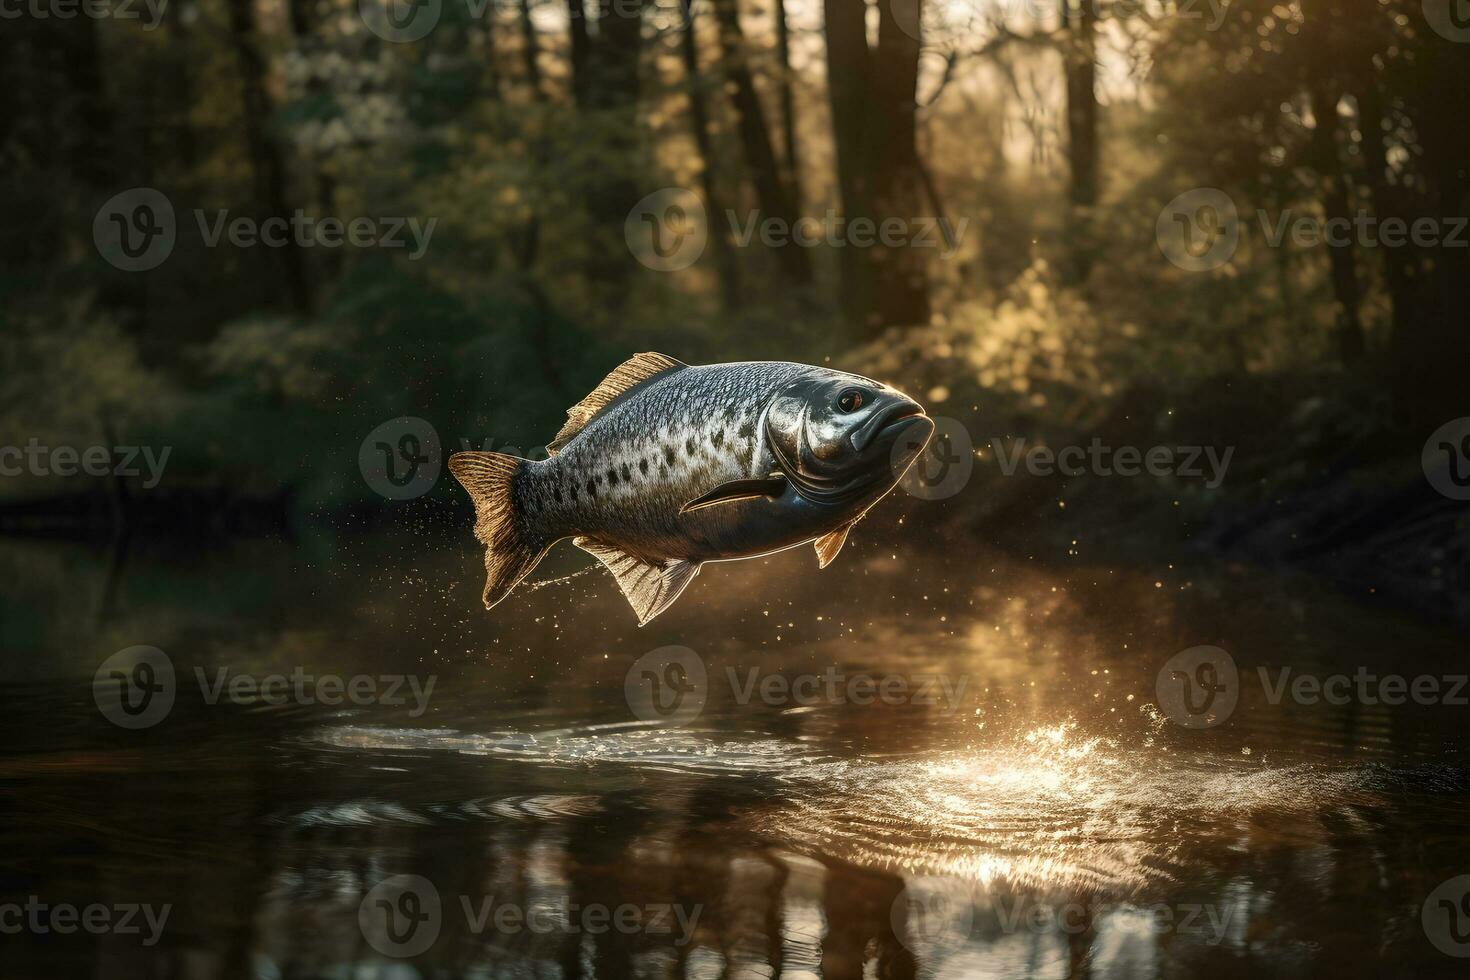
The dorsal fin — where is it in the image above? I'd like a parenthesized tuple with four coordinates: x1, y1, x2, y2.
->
(547, 352, 686, 454)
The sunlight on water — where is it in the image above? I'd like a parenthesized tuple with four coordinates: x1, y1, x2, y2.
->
(312, 719, 1409, 899)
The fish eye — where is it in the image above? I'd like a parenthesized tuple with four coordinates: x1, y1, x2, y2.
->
(836, 389, 865, 414)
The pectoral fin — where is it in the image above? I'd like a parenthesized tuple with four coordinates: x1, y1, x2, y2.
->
(573, 537, 701, 626)
(680, 475, 787, 514)
(813, 524, 852, 569)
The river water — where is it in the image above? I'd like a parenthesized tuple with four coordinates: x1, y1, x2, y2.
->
(2, 503, 1468, 978)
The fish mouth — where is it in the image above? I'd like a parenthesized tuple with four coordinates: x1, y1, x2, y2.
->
(851, 401, 929, 454)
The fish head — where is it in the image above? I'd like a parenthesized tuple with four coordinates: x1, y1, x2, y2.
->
(765, 370, 934, 505)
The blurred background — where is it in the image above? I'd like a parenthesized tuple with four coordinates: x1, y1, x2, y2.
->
(3, 0, 1469, 612)
(4, 0, 1470, 977)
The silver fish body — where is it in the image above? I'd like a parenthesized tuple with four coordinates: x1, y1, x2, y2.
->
(449, 353, 933, 624)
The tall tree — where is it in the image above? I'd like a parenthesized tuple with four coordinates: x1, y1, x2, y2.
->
(824, 0, 930, 335)
(567, 0, 592, 108)
(869, 0, 929, 328)
(1062, 0, 1098, 283)
(681, 0, 741, 309)
(225, 0, 312, 314)
(773, 0, 801, 207)
(582, 0, 647, 310)
(711, 0, 811, 287)
(519, 0, 544, 100)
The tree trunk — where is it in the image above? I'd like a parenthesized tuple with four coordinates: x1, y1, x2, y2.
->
(1306, 81, 1365, 365)
(773, 0, 801, 208)
(681, 0, 741, 309)
(1393, 43, 1470, 429)
(711, 0, 811, 286)
(868, 0, 929, 330)
(519, 0, 544, 100)
(823, 0, 874, 327)
(225, 0, 312, 314)
(824, 0, 929, 335)
(1062, 0, 1098, 284)
(567, 0, 592, 108)
(582, 0, 645, 310)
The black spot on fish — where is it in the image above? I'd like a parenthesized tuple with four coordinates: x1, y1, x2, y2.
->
(685, 438, 697, 457)
(570, 483, 578, 501)
(639, 458, 649, 476)
(586, 478, 597, 499)
(552, 485, 563, 504)
(663, 445, 677, 465)
(620, 463, 632, 482)
(738, 420, 756, 441)
(722, 407, 738, 422)
(711, 429, 725, 448)
(606, 468, 618, 486)
(735, 443, 753, 469)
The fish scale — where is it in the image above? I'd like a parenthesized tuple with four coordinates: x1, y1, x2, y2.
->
(520, 362, 809, 551)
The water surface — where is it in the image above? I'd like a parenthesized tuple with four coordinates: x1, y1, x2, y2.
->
(2, 513, 1468, 978)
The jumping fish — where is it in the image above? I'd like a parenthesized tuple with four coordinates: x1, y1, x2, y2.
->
(448, 353, 934, 624)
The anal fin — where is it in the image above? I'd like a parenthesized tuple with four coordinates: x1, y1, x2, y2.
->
(574, 537, 701, 625)
(813, 524, 852, 569)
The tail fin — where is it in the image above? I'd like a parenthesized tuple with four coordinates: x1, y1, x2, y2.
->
(447, 451, 547, 610)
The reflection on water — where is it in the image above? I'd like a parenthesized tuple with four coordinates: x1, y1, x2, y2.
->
(2, 525, 1470, 978)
